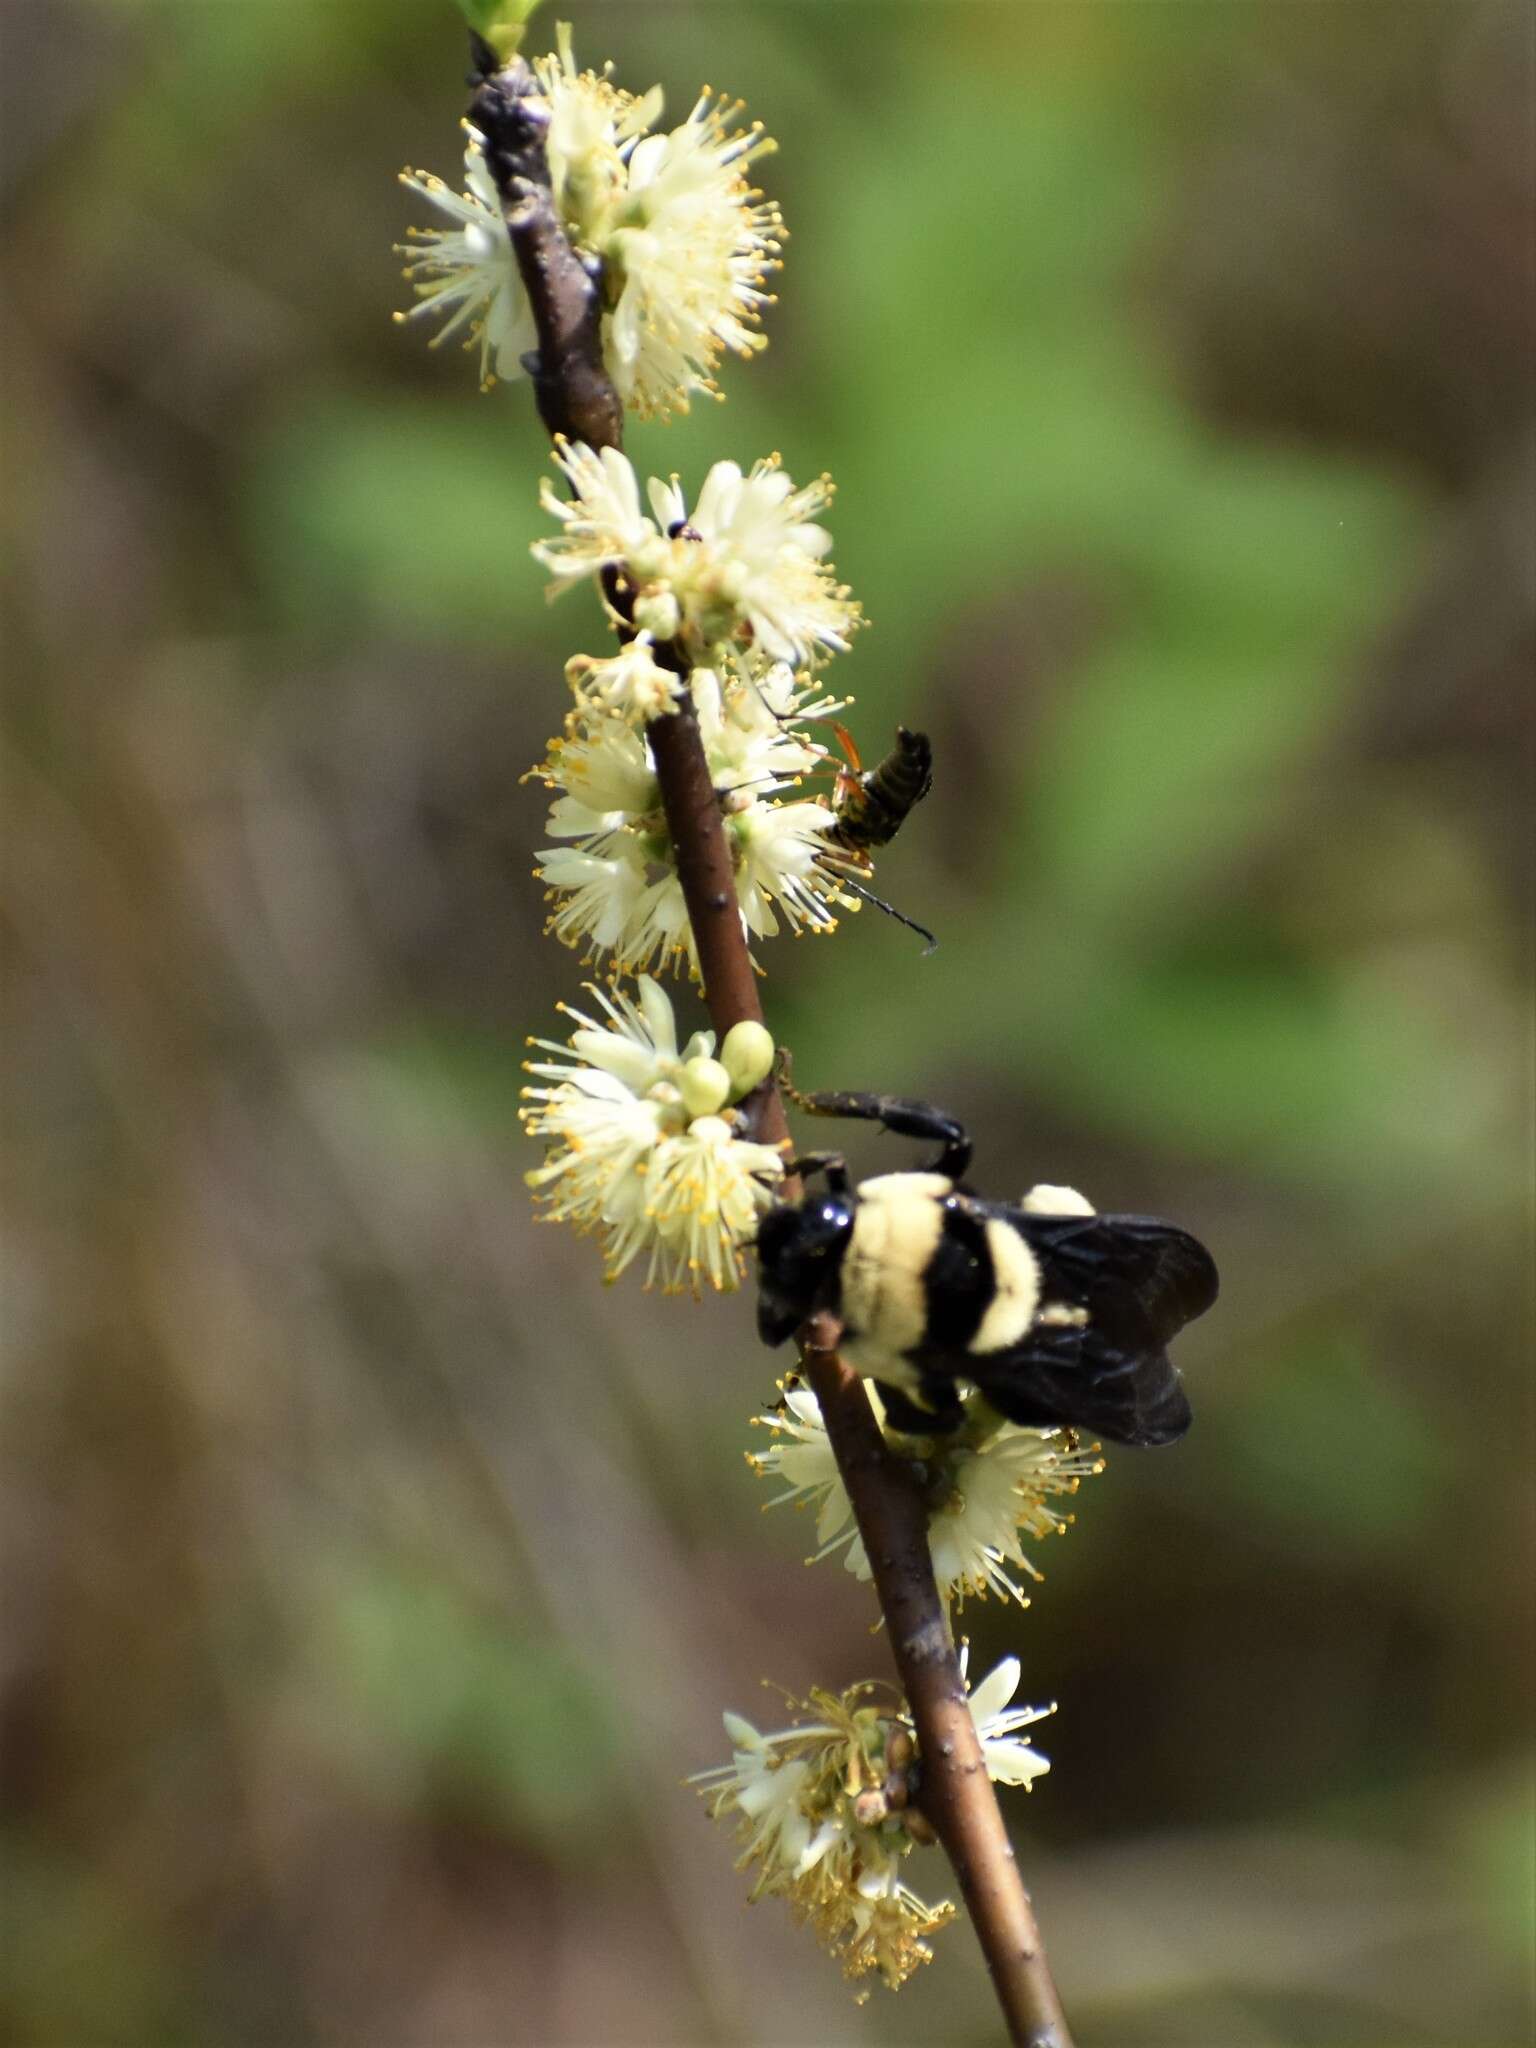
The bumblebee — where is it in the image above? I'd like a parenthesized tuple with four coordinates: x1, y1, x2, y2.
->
(824, 724, 934, 857)
(755, 1091, 1217, 1446)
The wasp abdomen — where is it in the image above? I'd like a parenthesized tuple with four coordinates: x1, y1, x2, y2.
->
(828, 726, 933, 854)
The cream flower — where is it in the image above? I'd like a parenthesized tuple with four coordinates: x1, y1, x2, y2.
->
(751, 1383, 1104, 1607)
(521, 979, 782, 1291)
(394, 136, 535, 389)
(536, 844, 658, 961)
(693, 1684, 956, 1991)
(529, 650, 854, 975)
(731, 802, 841, 940)
(749, 1383, 859, 1558)
(533, 31, 660, 241)
(603, 94, 781, 417)
(533, 443, 860, 670)
(675, 457, 854, 664)
(535, 441, 656, 584)
(397, 34, 778, 416)
(539, 715, 660, 827)
(565, 637, 682, 724)
(643, 1114, 783, 1292)
(959, 1645, 1054, 1789)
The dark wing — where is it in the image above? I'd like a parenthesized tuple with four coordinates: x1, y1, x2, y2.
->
(964, 1210, 1218, 1448)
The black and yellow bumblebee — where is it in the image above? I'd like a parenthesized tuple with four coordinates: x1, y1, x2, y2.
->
(755, 1090, 1217, 1446)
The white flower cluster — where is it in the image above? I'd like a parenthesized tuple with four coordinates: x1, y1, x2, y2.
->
(535, 440, 857, 669)
(751, 1381, 1104, 1608)
(692, 1661, 1050, 1990)
(526, 443, 863, 976)
(707, 1368, 1092, 1988)
(521, 978, 782, 1292)
(396, 29, 780, 416)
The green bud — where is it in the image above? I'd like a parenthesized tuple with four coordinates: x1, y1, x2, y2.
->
(457, 0, 543, 63)
(679, 1056, 732, 1119)
(720, 1020, 774, 1101)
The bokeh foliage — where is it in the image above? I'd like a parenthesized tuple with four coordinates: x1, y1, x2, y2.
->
(3, 3, 1531, 2044)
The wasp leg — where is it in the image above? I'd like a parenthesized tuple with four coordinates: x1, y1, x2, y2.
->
(789, 1091, 973, 1182)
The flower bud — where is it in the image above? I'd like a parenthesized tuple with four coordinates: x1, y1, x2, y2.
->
(715, 559, 749, 607)
(721, 1020, 774, 1100)
(679, 1056, 732, 1119)
(628, 537, 670, 584)
(633, 589, 681, 642)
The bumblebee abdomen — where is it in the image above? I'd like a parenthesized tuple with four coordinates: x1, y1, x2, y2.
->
(969, 1220, 1042, 1354)
(839, 1179, 946, 1372)
(839, 1178, 1011, 1379)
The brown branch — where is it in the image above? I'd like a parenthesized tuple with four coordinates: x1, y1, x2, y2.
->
(475, 40, 1073, 2043)
(802, 1337, 1073, 2047)
(469, 45, 623, 452)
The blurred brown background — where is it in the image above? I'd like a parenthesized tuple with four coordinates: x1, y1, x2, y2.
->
(2, 3, 1533, 2043)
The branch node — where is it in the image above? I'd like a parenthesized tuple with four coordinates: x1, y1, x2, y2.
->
(468, 54, 623, 450)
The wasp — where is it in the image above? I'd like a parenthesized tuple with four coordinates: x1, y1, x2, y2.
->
(811, 725, 937, 950)
(823, 724, 933, 856)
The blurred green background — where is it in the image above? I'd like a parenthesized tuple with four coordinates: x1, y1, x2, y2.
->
(3, 2, 1532, 2043)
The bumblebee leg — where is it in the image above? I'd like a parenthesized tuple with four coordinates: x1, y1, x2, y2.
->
(790, 1091, 972, 1181)
(874, 1378, 966, 1437)
(784, 1150, 852, 1195)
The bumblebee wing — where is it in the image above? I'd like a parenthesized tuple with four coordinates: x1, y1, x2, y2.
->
(967, 1322, 1192, 1446)
(966, 1210, 1217, 1448)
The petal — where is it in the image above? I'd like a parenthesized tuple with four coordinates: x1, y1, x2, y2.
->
(968, 1656, 1022, 1727)
(636, 974, 679, 1056)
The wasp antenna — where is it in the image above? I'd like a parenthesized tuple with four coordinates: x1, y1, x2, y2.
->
(838, 877, 937, 954)
(714, 771, 784, 799)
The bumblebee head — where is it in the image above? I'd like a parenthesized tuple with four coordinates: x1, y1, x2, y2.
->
(754, 1192, 856, 1346)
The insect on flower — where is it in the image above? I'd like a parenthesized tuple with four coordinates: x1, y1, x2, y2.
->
(823, 723, 933, 858)
(755, 1089, 1218, 1446)
(812, 724, 938, 952)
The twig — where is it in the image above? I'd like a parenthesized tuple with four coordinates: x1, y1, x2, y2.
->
(802, 1336, 1072, 2048)
(468, 45, 623, 452)
(476, 43, 1073, 2044)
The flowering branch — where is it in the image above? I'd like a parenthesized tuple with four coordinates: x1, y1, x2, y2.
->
(393, 23, 1120, 2032)
(454, 38, 1074, 2041)
(653, 719, 1072, 2041)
